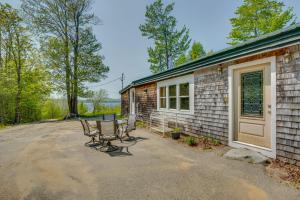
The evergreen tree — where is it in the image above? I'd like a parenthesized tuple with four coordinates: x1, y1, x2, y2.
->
(139, 0, 191, 73)
(188, 41, 205, 60)
(229, 0, 295, 45)
(175, 54, 187, 66)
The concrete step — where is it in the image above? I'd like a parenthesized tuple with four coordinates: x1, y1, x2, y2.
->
(224, 148, 268, 164)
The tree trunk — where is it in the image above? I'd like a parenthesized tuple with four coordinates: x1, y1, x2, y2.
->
(63, 0, 72, 117)
(14, 32, 21, 124)
(71, 13, 80, 117)
(65, 34, 72, 116)
(163, 31, 169, 70)
(0, 29, 2, 68)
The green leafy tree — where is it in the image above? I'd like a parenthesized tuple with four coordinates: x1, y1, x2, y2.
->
(175, 54, 187, 66)
(0, 3, 51, 124)
(78, 102, 88, 115)
(88, 89, 108, 113)
(139, 0, 191, 73)
(175, 41, 205, 66)
(42, 100, 62, 119)
(188, 41, 205, 60)
(229, 0, 296, 45)
(22, 0, 109, 117)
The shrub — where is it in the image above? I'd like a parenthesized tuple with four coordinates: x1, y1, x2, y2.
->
(136, 120, 146, 128)
(203, 134, 221, 149)
(93, 105, 121, 115)
(212, 138, 221, 146)
(185, 136, 197, 146)
(78, 102, 88, 115)
(41, 99, 62, 119)
(172, 127, 182, 133)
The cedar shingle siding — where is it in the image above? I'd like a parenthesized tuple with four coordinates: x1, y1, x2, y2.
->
(121, 83, 157, 120)
(121, 90, 129, 116)
(135, 83, 157, 121)
(121, 44, 300, 166)
(276, 45, 300, 166)
(193, 67, 229, 142)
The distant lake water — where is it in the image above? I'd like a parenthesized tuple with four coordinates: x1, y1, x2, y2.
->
(84, 101, 120, 113)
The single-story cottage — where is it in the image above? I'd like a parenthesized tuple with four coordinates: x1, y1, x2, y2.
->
(120, 23, 300, 166)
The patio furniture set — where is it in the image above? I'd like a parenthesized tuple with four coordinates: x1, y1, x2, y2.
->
(79, 114, 136, 152)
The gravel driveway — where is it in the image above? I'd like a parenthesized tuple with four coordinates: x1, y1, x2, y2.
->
(0, 120, 299, 200)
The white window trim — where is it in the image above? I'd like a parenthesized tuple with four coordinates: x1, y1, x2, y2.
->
(159, 86, 167, 109)
(228, 56, 276, 158)
(168, 84, 177, 110)
(157, 74, 194, 114)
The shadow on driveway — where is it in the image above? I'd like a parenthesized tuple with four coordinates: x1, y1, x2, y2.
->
(86, 136, 149, 157)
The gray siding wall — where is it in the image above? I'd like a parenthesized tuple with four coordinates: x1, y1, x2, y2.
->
(155, 66, 229, 144)
(125, 45, 300, 165)
(276, 45, 300, 166)
(194, 67, 229, 143)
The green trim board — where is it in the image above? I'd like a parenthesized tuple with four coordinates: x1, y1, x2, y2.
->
(120, 23, 300, 94)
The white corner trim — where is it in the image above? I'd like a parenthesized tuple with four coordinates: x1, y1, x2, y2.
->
(157, 74, 194, 114)
(228, 56, 277, 158)
(129, 88, 135, 115)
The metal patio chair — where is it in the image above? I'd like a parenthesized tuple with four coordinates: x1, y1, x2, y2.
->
(96, 119, 120, 152)
(80, 119, 99, 146)
(117, 114, 136, 141)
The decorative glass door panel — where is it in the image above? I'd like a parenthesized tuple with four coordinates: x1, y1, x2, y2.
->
(241, 71, 263, 117)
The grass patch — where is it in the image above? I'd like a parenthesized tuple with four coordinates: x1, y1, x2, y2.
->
(0, 124, 6, 129)
(136, 120, 147, 128)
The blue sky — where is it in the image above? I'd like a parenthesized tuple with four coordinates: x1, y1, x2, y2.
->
(3, 0, 300, 98)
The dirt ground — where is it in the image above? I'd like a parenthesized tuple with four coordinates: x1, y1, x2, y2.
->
(0, 120, 299, 200)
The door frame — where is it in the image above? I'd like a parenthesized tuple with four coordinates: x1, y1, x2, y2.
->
(228, 56, 276, 158)
(129, 88, 135, 115)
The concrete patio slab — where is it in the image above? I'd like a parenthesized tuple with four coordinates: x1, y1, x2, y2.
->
(0, 120, 299, 200)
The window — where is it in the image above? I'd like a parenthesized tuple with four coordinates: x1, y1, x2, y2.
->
(169, 85, 177, 109)
(241, 71, 263, 117)
(179, 83, 189, 110)
(157, 75, 194, 113)
(159, 87, 166, 108)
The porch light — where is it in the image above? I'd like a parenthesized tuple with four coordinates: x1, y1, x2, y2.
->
(223, 93, 228, 104)
(283, 50, 291, 64)
(217, 66, 223, 75)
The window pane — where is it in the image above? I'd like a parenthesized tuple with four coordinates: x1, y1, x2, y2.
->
(241, 71, 263, 116)
(180, 97, 189, 110)
(169, 85, 176, 97)
(180, 83, 189, 96)
(169, 97, 177, 109)
(160, 98, 166, 108)
(160, 87, 166, 97)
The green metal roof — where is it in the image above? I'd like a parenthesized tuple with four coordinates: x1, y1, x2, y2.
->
(120, 23, 300, 94)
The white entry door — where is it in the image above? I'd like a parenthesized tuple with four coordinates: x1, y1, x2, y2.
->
(129, 88, 135, 115)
